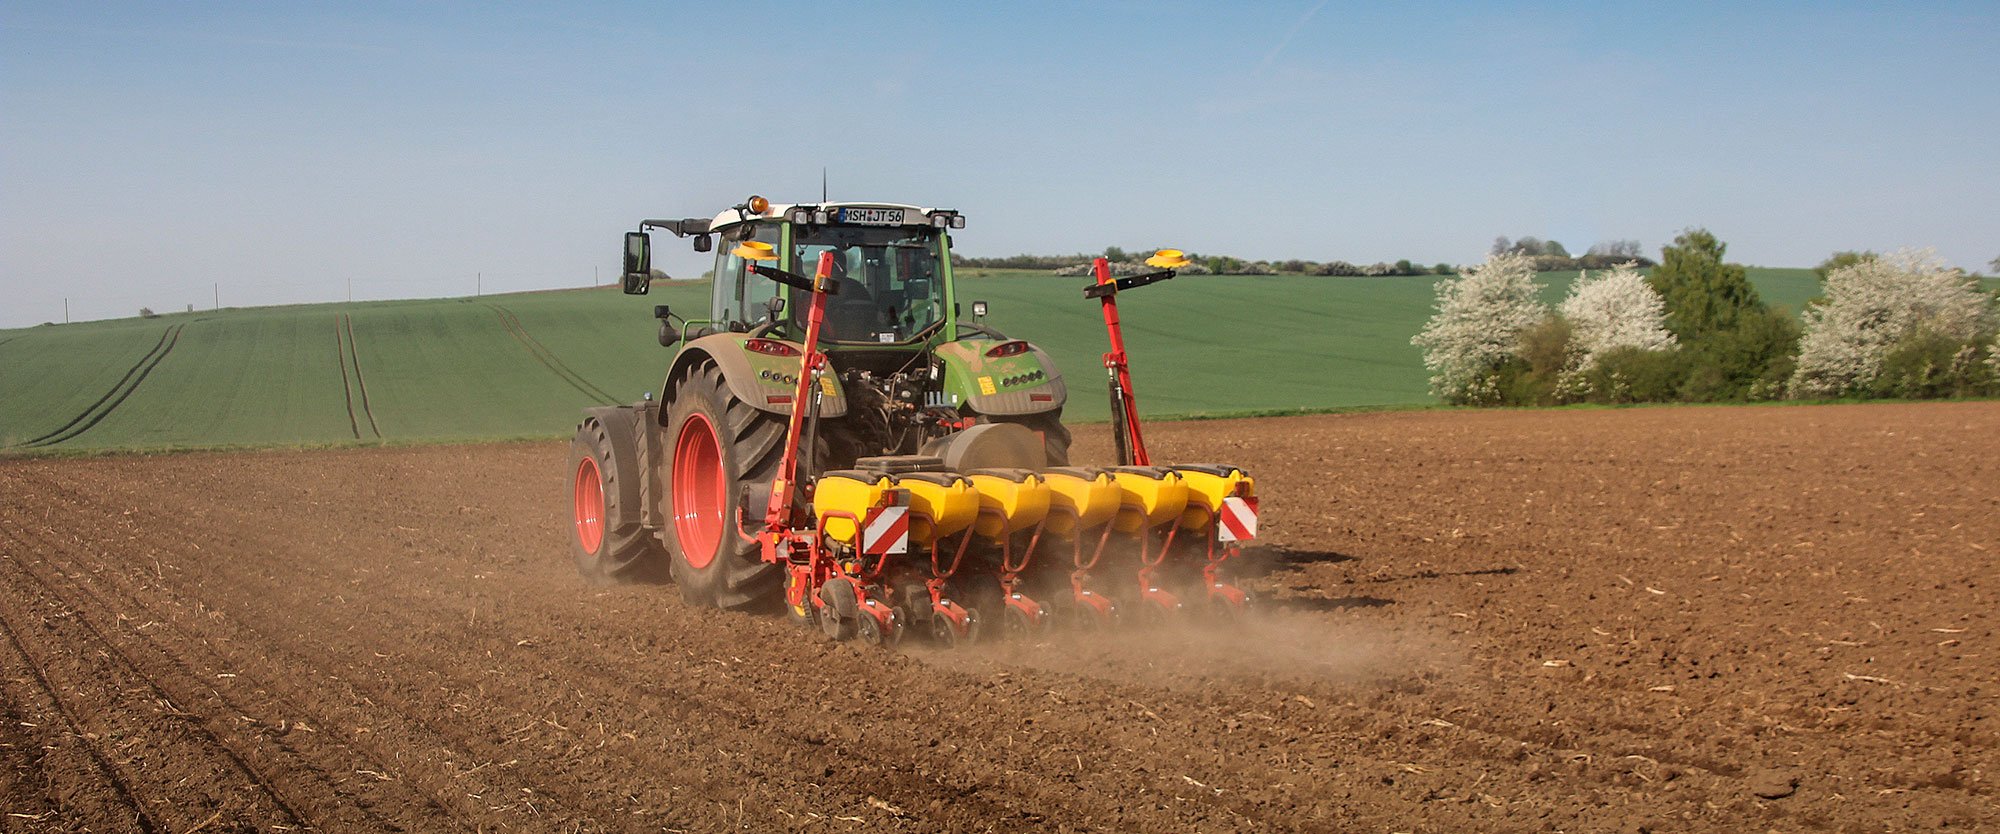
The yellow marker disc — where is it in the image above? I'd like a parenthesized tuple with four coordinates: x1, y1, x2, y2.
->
(1145, 249, 1191, 269)
(733, 240, 777, 261)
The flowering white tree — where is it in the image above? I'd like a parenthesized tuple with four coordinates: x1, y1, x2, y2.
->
(1560, 263, 1677, 364)
(1412, 252, 1549, 403)
(1790, 248, 1998, 398)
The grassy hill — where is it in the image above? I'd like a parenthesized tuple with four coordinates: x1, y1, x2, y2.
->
(0, 267, 1825, 452)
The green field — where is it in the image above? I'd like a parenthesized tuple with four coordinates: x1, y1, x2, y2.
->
(0, 267, 1827, 452)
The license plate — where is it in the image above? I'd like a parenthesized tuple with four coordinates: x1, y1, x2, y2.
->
(835, 207, 905, 226)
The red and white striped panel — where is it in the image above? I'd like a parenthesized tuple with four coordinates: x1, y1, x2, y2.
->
(861, 505, 909, 555)
(1216, 495, 1258, 543)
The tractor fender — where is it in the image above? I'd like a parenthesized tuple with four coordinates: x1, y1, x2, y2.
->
(660, 332, 849, 421)
(934, 338, 1067, 417)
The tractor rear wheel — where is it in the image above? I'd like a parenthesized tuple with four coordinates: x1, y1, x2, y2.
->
(568, 413, 668, 584)
(663, 359, 785, 610)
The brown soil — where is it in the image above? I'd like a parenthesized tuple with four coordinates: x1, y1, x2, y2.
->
(2, 401, 1995, 833)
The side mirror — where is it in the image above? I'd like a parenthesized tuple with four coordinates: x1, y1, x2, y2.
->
(765, 296, 786, 322)
(694, 234, 712, 253)
(622, 232, 652, 295)
(971, 300, 988, 319)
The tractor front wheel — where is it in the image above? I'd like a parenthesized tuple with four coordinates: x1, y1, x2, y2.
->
(662, 359, 785, 610)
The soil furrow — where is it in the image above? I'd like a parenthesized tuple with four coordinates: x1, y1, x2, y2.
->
(0, 529, 310, 828)
(0, 518, 474, 832)
(0, 588, 160, 833)
(3, 476, 605, 830)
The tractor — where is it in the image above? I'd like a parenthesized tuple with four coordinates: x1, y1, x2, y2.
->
(568, 195, 1259, 645)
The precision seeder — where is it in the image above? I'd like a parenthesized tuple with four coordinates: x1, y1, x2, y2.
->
(567, 196, 1260, 646)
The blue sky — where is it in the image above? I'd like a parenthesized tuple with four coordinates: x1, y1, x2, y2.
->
(3, 1, 1996, 327)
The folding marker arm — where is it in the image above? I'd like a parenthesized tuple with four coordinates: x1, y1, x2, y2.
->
(750, 263, 842, 295)
(1081, 269, 1176, 299)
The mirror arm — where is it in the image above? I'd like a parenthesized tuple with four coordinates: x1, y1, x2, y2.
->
(641, 218, 713, 238)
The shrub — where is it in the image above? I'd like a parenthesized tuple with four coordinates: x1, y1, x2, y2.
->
(1814, 250, 1877, 282)
(1434, 263, 1455, 275)
(1790, 248, 1997, 398)
(1493, 316, 1577, 405)
(139, 307, 157, 318)
(1560, 263, 1676, 364)
(1677, 306, 1800, 401)
(1582, 346, 1688, 404)
(1648, 228, 1763, 342)
(1316, 261, 1363, 277)
(1412, 252, 1550, 404)
(1868, 331, 1995, 399)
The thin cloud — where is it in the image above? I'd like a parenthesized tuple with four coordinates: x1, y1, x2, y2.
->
(1255, 0, 1331, 76)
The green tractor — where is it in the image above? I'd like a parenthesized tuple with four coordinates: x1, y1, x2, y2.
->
(569, 196, 1070, 610)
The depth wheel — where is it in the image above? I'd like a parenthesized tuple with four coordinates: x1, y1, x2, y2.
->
(856, 613, 885, 646)
(1002, 604, 1037, 641)
(663, 359, 785, 610)
(818, 578, 859, 641)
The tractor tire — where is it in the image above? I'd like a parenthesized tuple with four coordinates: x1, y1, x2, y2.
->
(569, 413, 669, 585)
(663, 359, 785, 610)
(987, 410, 1072, 467)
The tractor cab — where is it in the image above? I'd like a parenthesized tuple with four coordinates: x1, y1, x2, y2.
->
(630, 197, 964, 349)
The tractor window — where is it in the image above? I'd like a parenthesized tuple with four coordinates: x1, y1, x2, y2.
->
(790, 225, 946, 343)
(711, 222, 782, 328)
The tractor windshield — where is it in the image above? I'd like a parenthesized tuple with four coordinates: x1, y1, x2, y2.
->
(790, 225, 946, 344)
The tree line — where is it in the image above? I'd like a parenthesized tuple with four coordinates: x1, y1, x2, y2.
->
(1414, 230, 2000, 406)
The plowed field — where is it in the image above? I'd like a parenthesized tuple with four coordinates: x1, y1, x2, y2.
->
(3, 402, 1995, 833)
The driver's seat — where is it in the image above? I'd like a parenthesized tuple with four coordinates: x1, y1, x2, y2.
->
(822, 274, 879, 341)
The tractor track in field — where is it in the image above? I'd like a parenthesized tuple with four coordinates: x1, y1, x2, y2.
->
(489, 304, 619, 405)
(0, 501, 480, 832)
(0, 581, 164, 833)
(3, 402, 1998, 832)
(334, 313, 381, 439)
(0, 526, 312, 830)
(11, 324, 181, 449)
(333, 315, 360, 438)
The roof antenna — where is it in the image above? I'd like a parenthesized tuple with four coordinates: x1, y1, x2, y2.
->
(821, 168, 828, 203)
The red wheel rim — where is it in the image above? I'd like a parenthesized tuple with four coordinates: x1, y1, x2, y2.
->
(673, 412, 726, 569)
(573, 456, 605, 554)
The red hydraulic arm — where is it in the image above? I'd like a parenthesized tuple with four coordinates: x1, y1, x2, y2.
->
(1087, 256, 1180, 466)
(760, 250, 838, 535)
